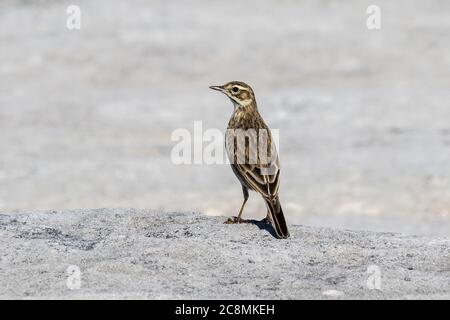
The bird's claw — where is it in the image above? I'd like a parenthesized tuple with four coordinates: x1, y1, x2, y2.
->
(224, 216, 248, 224)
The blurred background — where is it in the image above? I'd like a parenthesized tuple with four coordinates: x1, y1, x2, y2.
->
(1, 0, 449, 236)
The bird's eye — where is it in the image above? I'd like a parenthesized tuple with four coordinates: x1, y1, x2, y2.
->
(232, 87, 239, 93)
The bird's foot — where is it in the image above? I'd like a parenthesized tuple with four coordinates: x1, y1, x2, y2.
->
(224, 216, 249, 224)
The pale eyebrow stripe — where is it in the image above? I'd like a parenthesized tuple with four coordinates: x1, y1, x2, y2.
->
(229, 85, 250, 91)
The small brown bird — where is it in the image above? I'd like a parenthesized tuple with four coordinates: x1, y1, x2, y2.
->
(210, 81, 290, 239)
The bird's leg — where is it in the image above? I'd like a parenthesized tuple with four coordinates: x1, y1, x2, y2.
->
(225, 186, 249, 224)
(225, 197, 248, 224)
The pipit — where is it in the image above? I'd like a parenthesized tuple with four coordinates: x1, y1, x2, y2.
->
(210, 81, 290, 239)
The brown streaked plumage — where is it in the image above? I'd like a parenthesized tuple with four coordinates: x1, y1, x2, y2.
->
(210, 81, 290, 239)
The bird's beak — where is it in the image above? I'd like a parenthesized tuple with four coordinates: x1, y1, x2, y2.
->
(209, 85, 226, 93)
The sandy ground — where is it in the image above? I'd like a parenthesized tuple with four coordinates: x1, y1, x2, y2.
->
(0, 209, 448, 299)
(1, 0, 450, 237)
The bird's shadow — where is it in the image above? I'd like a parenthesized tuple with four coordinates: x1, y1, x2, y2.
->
(247, 219, 277, 238)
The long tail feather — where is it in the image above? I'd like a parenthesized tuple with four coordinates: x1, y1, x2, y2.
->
(266, 197, 290, 239)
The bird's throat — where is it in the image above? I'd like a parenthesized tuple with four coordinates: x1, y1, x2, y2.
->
(228, 102, 261, 130)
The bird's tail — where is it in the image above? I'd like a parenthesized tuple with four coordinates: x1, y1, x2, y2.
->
(265, 197, 290, 239)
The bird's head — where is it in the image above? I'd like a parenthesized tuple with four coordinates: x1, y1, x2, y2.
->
(209, 81, 255, 107)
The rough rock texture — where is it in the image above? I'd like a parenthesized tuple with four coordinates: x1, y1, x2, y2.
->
(2, 1, 450, 238)
(0, 209, 449, 299)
